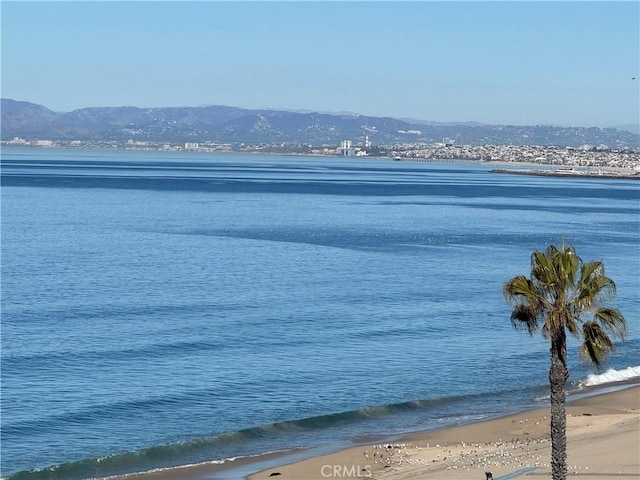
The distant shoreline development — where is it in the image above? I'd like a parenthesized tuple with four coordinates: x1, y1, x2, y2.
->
(3, 137, 639, 179)
(384, 143, 639, 178)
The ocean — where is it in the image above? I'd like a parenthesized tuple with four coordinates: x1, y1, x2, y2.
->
(1, 147, 638, 480)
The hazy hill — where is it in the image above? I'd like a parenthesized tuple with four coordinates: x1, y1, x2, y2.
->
(2, 98, 638, 148)
(609, 123, 640, 135)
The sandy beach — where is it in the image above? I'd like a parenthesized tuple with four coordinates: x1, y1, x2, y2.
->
(247, 384, 639, 480)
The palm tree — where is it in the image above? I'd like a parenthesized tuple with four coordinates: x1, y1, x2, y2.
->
(503, 242, 627, 480)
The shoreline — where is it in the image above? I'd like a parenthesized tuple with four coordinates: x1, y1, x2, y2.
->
(247, 382, 639, 480)
(110, 379, 639, 480)
(3, 145, 638, 180)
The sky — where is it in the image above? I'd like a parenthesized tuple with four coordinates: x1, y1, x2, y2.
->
(1, 1, 639, 128)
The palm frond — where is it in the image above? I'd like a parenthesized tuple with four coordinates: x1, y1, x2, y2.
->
(563, 309, 582, 339)
(579, 321, 616, 366)
(579, 274, 616, 303)
(579, 260, 603, 286)
(531, 251, 555, 287)
(553, 244, 580, 290)
(510, 304, 540, 336)
(503, 276, 537, 303)
(547, 244, 562, 259)
(594, 307, 627, 340)
(593, 277, 617, 304)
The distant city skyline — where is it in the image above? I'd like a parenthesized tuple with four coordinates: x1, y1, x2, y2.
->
(2, 1, 638, 128)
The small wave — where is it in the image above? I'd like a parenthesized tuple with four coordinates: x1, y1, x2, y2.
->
(3, 394, 473, 480)
(88, 450, 294, 480)
(581, 365, 640, 387)
(5, 450, 293, 480)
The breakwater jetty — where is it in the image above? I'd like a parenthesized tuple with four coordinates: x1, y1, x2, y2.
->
(491, 168, 639, 180)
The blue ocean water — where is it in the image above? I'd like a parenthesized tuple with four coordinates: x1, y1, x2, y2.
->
(1, 147, 639, 479)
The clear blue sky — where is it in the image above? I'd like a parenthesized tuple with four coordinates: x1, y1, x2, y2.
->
(2, 1, 639, 127)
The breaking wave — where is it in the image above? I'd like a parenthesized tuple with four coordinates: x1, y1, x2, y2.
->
(582, 365, 640, 387)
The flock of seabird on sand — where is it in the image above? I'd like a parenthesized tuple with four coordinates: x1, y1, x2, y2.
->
(361, 437, 593, 477)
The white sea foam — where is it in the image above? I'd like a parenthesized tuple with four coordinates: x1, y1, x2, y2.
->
(87, 449, 296, 480)
(582, 366, 640, 387)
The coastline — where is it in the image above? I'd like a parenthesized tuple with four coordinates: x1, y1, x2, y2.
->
(247, 382, 639, 480)
(3, 144, 638, 180)
(110, 381, 639, 480)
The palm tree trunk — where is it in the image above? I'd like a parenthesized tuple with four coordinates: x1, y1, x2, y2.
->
(550, 329, 569, 480)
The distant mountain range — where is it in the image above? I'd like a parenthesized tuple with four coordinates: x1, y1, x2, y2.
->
(2, 98, 638, 148)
